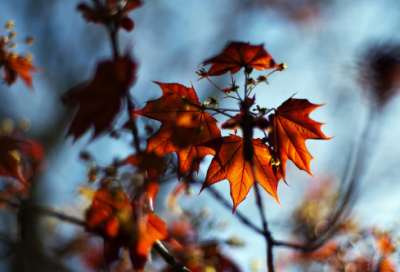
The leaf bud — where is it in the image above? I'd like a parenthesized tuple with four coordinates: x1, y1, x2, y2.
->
(9, 52, 18, 58)
(270, 156, 280, 166)
(5, 20, 15, 30)
(8, 42, 17, 50)
(244, 65, 253, 75)
(105, 166, 117, 177)
(226, 235, 245, 247)
(25, 36, 35, 45)
(17, 117, 31, 132)
(87, 163, 99, 183)
(0, 118, 14, 134)
(255, 105, 267, 115)
(206, 95, 219, 108)
(1, 36, 8, 44)
(25, 52, 34, 61)
(257, 75, 268, 84)
(277, 63, 287, 71)
(246, 78, 256, 87)
(8, 31, 16, 39)
(196, 68, 207, 77)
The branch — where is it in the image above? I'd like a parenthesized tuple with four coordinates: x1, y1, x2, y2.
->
(0, 197, 191, 272)
(126, 95, 142, 152)
(194, 182, 264, 235)
(153, 241, 191, 272)
(254, 183, 274, 272)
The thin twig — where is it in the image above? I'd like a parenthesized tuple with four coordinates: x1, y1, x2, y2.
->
(205, 76, 222, 91)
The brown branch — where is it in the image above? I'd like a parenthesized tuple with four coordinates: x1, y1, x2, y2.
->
(254, 183, 274, 272)
(126, 95, 142, 152)
(153, 241, 191, 272)
(195, 182, 264, 235)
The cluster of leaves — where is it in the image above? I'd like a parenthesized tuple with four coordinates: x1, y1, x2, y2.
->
(153, 209, 242, 272)
(0, 117, 44, 200)
(277, 179, 397, 272)
(134, 41, 331, 212)
(0, 20, 38, 88)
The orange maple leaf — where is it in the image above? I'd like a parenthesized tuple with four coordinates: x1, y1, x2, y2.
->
(1, 55, 39, 88)
(62, 54, 137, 141)
(268, 98, 332, 178)
(0, 136, 44, 186)
(202, 42, 280, 77)
(124, 152, 166, 179)
(136, 82, 221, 178)
(200, 134, 283, 212)
(85, 184, 169, 272)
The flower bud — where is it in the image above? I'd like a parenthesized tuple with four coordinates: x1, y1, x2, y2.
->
(26, 36, 35, 45)
(5, 20, 14, 30)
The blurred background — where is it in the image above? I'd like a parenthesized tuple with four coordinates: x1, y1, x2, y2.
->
(1, 0, 400, 271)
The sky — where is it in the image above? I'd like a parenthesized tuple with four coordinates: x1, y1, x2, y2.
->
(1, 0, 400, 271)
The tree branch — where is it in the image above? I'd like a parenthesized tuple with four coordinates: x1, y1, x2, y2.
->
(254, 183, 274, 272)
(153, 241, 191, 272)
(0, 197, 191, 272)
(195, 182, 264, 235)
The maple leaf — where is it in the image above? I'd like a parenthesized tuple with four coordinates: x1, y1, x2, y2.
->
(124, 152, 166, 179)
(0, 136, 44, 186)
(1, 55, 39, 88)
(200, 134, 283, 212)
(268, 98, 331, 178)
(136, 82, 221, 178)
(85, 184, 169, 272)
(202, 42, 280, 77)
(62, 54, 137, 141)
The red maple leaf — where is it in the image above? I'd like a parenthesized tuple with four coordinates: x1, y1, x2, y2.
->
(0, 54, 39, 88)
(62, 54, 137, 141)
(136, 82, 221, 178)
(0, 136, 44, 186)
(202, 42, 280, 77)
(268, 98, 332, 178)
(200, 134, 283, 212)
(85, 184, 169, 272)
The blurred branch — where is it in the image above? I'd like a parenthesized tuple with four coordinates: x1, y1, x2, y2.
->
(254, 183, 274, 272)
(0, 197, 191, 272)
(193, 181, 264, 235)
(153, 241, 191, 272)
